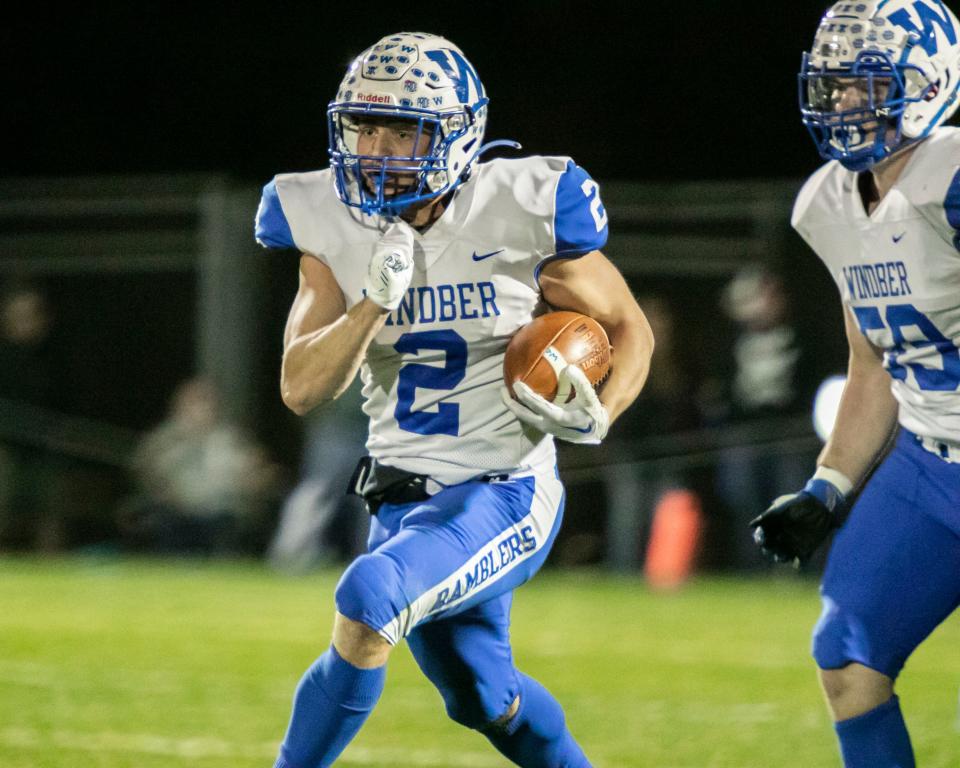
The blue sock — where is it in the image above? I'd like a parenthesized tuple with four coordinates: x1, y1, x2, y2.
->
(834, 695, 914, 768)
(484, 672, 591, 768)
(274, 645, 386, 768)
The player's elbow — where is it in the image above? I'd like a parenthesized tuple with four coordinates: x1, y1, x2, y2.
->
(282, 390, 312, 416)
(281, 381, 313, 416)
(280, 371, 333, 416)
(635, 306, 655, 361)
(617, 303, 655, 365)
(282, 386, 339, 416)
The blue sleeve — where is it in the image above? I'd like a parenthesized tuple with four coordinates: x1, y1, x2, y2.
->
(254, 179, 297, 249)
(944, 166, 960, 251)
(554, 160, 609, 255)
(535, 160, 609, 282)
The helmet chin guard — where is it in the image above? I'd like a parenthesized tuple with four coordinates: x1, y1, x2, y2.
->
(800, 0, 960, 171)
(328, 32, 490, 216)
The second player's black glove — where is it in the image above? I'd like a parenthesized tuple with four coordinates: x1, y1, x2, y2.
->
(749, 478, 848, 565)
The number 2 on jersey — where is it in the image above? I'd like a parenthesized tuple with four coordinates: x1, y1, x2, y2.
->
(853, 303, 960, 391)
(394, 330, 467, 436)
(580, 179, 608, 233)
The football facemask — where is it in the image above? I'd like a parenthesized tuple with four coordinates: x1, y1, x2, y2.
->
(328, 32, 489, 216)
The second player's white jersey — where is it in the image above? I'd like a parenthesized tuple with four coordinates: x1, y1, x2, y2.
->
(793, 127, 960, 444)
(256, 156, 609, 484)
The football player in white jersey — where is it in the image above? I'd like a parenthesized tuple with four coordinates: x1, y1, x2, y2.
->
(255, 32, 653, 768)
(750, 2, 960, 765)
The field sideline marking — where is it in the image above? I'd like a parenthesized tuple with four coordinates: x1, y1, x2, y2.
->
(0, 726, 504, 766)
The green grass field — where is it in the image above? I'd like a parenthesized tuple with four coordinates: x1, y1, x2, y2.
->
(0, 557, 958, 767)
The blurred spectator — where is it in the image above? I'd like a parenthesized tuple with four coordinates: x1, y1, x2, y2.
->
(0, 282, 58, 406)
(268, 377, 368, 572)
(702, 265, 822, 423)
(118, 377, 283, 556)
(706, 265, 822, 570)
(0, 282, 65, 551)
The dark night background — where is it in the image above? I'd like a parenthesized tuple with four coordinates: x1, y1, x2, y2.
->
(3, 1, 858, 451)
(7, 2, 844, 183)
(0, 2, 864, 556)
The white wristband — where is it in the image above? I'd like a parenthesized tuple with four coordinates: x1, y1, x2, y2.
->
(813, 466, 855, 497)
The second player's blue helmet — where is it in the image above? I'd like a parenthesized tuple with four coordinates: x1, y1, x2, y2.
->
(800, 0, 960, 171)
(328, 32, 489, 216)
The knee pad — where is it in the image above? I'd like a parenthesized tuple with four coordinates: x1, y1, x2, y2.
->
(334, 553, 403, 637)
(812, 596, 854, 670)
(812, 596, 892, 674)
(441, 685, 516, 731)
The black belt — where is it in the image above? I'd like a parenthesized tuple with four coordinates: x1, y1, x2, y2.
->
(347, 456, 432, 515)
(347, 456, 509, 515)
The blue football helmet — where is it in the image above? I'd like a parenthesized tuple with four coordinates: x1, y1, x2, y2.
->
(328, 32, 491, 216)
(800, 0, 960, 171)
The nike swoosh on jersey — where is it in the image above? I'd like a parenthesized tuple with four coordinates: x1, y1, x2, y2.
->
(892, 232, 906, 243)
(472, 249, 505, 261)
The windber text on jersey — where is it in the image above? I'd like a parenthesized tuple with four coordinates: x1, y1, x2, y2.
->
(362, 281, 502, 326)
(842, 261, 912, 301)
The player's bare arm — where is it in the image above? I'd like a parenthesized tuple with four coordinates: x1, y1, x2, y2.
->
(816, 305, 899, 486)
(539, 250, 653, 424)
(281, 221, 416, 415)
(280, 255, 385, 415)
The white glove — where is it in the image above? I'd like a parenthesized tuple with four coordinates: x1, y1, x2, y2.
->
(501, 364, 610, 445)
(365, 222, 415, 310)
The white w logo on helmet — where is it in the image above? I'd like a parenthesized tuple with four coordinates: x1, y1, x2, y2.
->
(888, 0, 957, 55)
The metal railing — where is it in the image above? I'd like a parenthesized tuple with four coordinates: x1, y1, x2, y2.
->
(0, 398, 137, 467)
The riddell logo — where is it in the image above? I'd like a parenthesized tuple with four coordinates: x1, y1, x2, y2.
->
(356, 93, 392, 104)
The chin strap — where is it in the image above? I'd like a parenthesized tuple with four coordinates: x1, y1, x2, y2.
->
(476, 140, 522, 159)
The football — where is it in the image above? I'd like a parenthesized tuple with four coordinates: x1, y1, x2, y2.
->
(504, 311, 611, 403)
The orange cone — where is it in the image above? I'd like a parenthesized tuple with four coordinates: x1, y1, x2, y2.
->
(644, 489, 704, 590)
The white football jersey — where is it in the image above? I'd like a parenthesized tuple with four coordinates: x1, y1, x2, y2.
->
(255, 156, 609, 484)
(793, 127, 960, 444)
